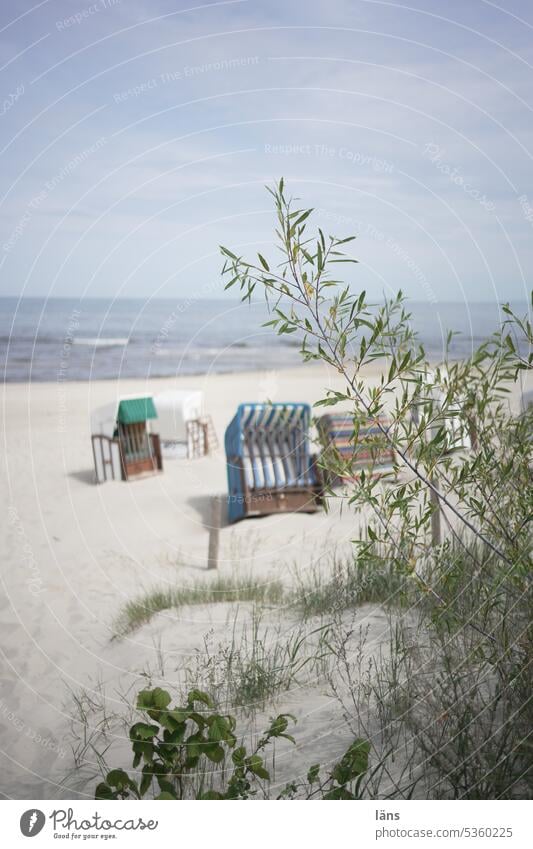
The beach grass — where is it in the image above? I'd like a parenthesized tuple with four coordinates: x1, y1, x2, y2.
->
(183, 609, 332, 714)
(113, 550, 408, 637)
(290, 553, 408, 618)
(113, 574, 284, 638)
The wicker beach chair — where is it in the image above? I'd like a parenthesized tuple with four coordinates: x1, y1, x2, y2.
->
(224, 403, 323, 523)
(317, 413, 395, 484)
(91, 396, 162, 482)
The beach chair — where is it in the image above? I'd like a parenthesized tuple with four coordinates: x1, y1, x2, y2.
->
(153, 390, 217, 459)
(91, 396, 163, 482)
(411, 370, 473, 453)
(224, 403, 323, 523)
(317, 414, 395, 484)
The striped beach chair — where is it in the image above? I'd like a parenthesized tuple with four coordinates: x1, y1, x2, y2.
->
(317, 413, 395, 483)
(225, 403, 323, 523)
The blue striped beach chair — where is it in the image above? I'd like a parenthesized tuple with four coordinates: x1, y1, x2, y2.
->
(224, 403, 323, 523)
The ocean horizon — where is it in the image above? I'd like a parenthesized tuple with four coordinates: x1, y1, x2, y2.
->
(0, 296, 529, 383)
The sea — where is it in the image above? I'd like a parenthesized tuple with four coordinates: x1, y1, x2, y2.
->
(0, 297, 529, 382)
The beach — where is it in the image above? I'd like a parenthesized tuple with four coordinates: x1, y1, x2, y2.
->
(0, 362, 392, 798)
(1, 355, 530, 800)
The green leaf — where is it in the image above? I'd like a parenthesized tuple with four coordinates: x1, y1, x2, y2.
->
(130, 722, 159, 741)
(158, 712, 182, 732)
(136, 689, 154, 709)
(258, 253, 270, 271)
(140, 765, 155, 796)
(232, 746, 247, 766)
(331, 739, 370, 786)
(187, 689, 214, 708)
(104, 769, 139, 797)
(246, 754, 270, 780)
(268, 715, 288, 736)
(267, 714, 296, 739)
(185, 731, 206, 759)
(307, 764, 320, 784)
(330, 257, 358, 264)
(314, 397, 341, 408)
(323, 786, 355, 799)
(132, 740, 154, 764)
(293, 208, 313, 227)
(156, 776, 175, 795)
(106, 769, 131, 788)
(204, 742, 225, 763)
(220, 246, 238, 260)
(208, 715, 233, 744)
(162, 724, 187, 747)
(152, 688, 172, 710)
(167, 708, 189, 724)
(95, 782, 114, 800)
(188, 711, 208, 729)
(156, 791, 177, 800)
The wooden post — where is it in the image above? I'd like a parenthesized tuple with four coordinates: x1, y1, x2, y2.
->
(428, 411, 441, 548)
(430, 479, 441, 547)
(207, 494, 222, 570)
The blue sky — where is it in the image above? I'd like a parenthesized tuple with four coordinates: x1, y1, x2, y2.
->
(0, 0, 532, 304)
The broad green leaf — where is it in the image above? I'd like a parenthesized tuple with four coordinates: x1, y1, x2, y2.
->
(307, 764, 320, 784)
(187, 689, 214, 708)
(232, 745, 247, 766)
(95, 782, 114, 800)
(247, 754, 270, 780)
(208, 715, 233, 744)
(204, 742, 225, 763)
(130, 722, 159, 741)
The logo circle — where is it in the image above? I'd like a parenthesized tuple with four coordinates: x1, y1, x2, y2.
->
(20, 810, 46, 837)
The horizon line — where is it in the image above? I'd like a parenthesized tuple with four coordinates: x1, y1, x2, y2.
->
(0, 295, 528, 305)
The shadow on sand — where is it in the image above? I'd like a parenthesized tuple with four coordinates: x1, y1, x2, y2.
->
(186, 493, 230, 529)
(68, 469, 97, 486)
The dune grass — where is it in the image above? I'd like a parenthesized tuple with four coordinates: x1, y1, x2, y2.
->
(184, 609, 332, 715)
(113, 574, 284, 638)
(113, 551, 408, 637)
(290, 553, 408, 619)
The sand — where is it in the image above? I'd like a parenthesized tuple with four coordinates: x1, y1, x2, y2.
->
(0, 363, 528, 799)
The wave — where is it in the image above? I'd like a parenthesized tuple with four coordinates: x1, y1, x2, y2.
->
(73, 337, 129, 348)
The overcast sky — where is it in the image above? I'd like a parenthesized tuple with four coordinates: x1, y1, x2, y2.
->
(0, 0, 532, 304)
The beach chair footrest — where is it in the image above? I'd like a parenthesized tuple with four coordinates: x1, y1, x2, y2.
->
(243, 486, 322, 517)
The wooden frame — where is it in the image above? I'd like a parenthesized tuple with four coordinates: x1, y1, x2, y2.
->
(92, 432, 162, 483)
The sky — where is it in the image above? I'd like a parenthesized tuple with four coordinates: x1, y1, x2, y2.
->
(0, 0, 532, 305)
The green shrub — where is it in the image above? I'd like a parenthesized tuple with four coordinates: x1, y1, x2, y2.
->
(95, 687, 371, 800)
